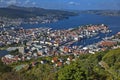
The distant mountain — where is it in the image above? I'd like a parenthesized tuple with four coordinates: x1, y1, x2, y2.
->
(78, 10, 120, 16)
(0, 5, 77, 18)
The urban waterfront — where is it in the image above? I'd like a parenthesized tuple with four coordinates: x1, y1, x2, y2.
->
(1, 13, 120, 33)
(1, 13, 120, 57)
(20, 14, 120, 46)
(19, 13, 120, 32)
(0, 0, 120, 79)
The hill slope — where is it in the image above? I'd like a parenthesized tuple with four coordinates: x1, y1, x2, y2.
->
(79, 10, 120, 16)
(0, 5, 77, 18)
(0, 48, 120, 80)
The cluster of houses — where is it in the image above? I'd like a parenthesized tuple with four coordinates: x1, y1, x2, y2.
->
(0, 24, 109, 47)
(0, 17, 22, 28)
(83, 32, 120, 54)
(13, 55, 76, 71)
(1, 24, 120, 65)
(1, 55, 19, 65)
(0, 15, 65, 28)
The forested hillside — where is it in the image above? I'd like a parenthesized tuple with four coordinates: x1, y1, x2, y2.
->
(0, 48, 120, 80)
(0, 5, 77, 18)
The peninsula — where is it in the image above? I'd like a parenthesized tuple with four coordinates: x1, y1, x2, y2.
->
(0, 5, 77, 27)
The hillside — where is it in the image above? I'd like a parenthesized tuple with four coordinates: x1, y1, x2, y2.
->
(0, 48, 120, 80)
(79, 10, 120, 16)
(0, 5, 77, 19)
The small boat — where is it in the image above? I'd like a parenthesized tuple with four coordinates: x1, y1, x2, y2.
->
(95, 36, 100, 39)
(107, 30, 112, 33)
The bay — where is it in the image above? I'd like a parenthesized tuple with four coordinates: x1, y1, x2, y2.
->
(20, 13, 120, 34)
(0, 50, 8, 58)
(1, 13, 120, 57)
(20, 14, 120, 46)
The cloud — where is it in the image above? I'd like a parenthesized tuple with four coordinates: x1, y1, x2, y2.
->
(68, 1, 80, 6)
(0, 0, 18, 5)
(6, 0, 17, 5)
(0, 0, 33, 6)
(32, 2, 36, 5)
(25, 0, 30, 4)
(24, 0, 36, 6)
(0, 0, 4, 2)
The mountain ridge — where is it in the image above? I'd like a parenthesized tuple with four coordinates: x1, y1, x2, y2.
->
(0, 5, 77, 18)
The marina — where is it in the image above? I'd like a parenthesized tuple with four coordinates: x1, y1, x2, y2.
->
(1, 13, 120, 58)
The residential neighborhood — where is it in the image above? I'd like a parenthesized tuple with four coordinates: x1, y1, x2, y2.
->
(1, 24, 120, 66)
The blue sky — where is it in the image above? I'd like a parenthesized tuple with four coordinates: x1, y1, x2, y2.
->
(0, 0, 120, 10)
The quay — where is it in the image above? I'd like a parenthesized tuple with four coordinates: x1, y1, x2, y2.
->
(1, 24, 119, 65)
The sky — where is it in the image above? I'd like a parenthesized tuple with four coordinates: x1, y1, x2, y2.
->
(0, 0, 120, 10)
